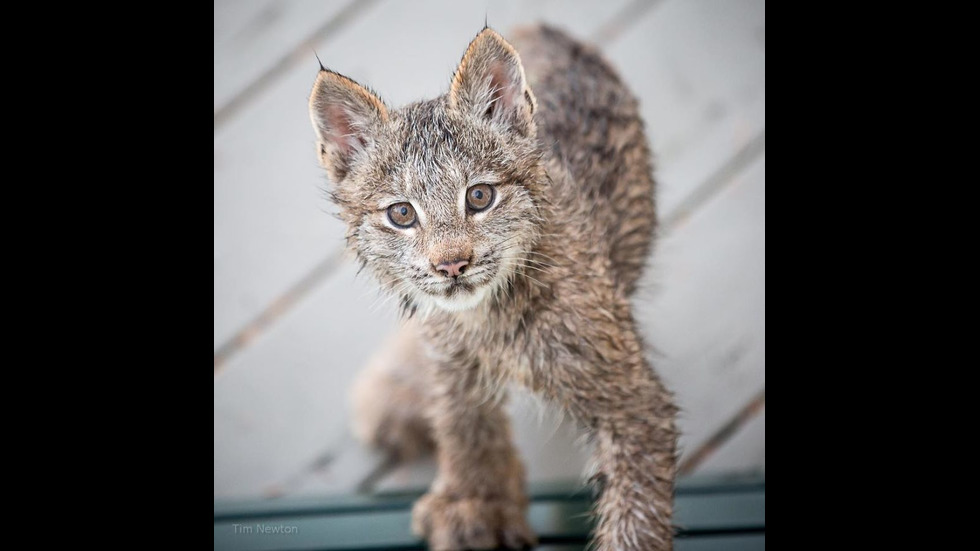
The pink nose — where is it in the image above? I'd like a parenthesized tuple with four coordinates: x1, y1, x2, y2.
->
(435, 259, 469, 278)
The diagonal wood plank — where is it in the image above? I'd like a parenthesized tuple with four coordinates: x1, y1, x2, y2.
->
(606, 0, 765, 221)
(213, 0, 389, 351)
(214, 0, 273, 50)
(635, 152, 765, 466)
(214, 260, 399, 498)
(214, 0, 356, 115)
(697, 408, 765, 474)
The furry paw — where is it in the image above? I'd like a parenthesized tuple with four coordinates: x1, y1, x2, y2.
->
(412, 493, 537, 550)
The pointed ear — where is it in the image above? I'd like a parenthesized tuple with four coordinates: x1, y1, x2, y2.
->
(449, 28, 537, 136)
(309, 69, 388, 182)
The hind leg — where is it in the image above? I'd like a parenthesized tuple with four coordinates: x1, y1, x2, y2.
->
(350, 319, 434, 461)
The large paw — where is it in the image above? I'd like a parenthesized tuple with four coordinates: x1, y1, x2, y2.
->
(412, 493, 537, 550)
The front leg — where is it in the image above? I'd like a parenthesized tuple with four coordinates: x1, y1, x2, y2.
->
(540, 302, 678, 550)
(585, 370, 677, 550)
(411, 342, 536, 550)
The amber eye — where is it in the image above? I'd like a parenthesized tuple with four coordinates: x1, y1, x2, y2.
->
(387, 202, 417, 228)
(466, 184, 495, 212)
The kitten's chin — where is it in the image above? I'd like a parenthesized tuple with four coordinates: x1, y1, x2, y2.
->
(428, 285, 491, 313)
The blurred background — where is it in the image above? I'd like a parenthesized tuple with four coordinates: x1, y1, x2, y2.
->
(214, 0, 765, 499)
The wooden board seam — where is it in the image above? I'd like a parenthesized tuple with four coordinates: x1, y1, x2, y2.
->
(214, 0, 382, 132)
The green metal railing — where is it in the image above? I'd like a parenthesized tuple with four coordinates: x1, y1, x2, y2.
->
(214, 472, 765, 550)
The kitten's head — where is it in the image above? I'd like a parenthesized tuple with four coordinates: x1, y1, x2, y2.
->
(309, 28, 544, 314)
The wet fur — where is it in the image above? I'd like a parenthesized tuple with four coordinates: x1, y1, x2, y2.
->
(311, 25, 677, 550)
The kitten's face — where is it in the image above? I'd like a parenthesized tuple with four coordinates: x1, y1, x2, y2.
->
(310, 28, 542, 314)
(344, 103, 541, 313)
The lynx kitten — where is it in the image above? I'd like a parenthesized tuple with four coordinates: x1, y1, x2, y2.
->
(309, 25, 677, 550)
